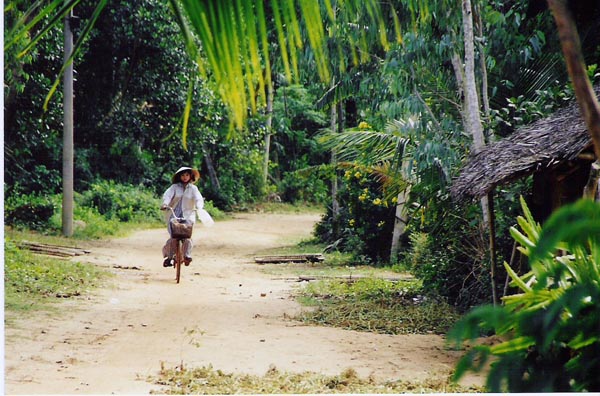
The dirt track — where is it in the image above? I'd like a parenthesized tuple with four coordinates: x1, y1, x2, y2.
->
(4, 212, 476, 394)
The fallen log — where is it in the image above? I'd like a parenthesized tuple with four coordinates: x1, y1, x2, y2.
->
(294, 274, 413, 283)
(18, 241, 91, 258)
(254, 253, 325, 264)
(271, 274, 414, 283)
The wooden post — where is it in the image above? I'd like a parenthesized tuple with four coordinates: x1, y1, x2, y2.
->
(583, 160, 600, 200)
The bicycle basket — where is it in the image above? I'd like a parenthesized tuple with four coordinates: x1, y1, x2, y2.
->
(170, 218, 193, 239)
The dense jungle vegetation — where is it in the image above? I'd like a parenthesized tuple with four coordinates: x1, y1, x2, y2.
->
(5, 0, 600, 391)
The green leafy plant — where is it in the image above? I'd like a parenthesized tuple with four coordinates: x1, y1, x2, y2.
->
(315, 164, 395, 264)
(78, 180, 160, 222)
(4, 193, 57, 230)
(449, 197, 600, 392)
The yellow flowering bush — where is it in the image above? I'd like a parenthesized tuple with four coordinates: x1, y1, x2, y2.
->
(314, 165, 395, 263)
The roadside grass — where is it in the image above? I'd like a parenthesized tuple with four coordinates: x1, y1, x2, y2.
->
(149, 364, 479, 394)
(3, 239, 112, 320)
(295, 277, 460, 335)
(238, 201, 325, 214)
(255, 238, 460, 335)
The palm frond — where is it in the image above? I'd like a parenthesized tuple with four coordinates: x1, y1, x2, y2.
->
(5, 0, 79, 56)
(319, 128, 411, 168)
(172, 0, 398, 131)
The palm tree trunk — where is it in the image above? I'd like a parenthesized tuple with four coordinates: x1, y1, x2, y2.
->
(330, 85, 340, 235)
(390, 187, 410, 262)
(62, 7, 74, 237)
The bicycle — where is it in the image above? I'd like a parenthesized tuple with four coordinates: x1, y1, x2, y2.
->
(162, 206, 194, 284)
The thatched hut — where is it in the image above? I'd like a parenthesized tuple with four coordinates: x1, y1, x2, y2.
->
(451, 85, 599, 222)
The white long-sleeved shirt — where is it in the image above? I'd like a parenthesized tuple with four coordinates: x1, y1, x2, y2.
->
(162, 183, 204, 223)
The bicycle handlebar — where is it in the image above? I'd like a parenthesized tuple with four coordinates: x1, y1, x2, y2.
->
(161, 206, 197, 220)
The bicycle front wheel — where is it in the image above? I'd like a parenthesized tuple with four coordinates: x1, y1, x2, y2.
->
(175, 240, 183, 284)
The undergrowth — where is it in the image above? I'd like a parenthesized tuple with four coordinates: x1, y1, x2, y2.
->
(296, 278, 460, 335)
(3, 240, 112, 315)
(150, 364, 478, 394)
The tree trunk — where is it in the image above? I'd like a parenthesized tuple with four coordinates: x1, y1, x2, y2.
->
(583, 161, 600, 200)
(462, 0, 497, 304)
(62, 8, 74, 237)
(474, 3, 491, 138)
(462, 0, 485, 151)
(547, 0, 600, 200)
(389, 187, 410, 262)
(262, 81, 274, 189)
(202, 143, 221, 191)
(330, 89, 340, 236)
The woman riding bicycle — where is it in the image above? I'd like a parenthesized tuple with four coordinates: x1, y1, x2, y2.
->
(160, 166, 210, 267)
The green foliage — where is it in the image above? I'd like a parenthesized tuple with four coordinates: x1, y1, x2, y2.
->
(78, 180, 160, 222)
(202, 200, 226, 221)
(279, 170, 329, 204)
(315, 164, 395, 264)
(270, 85, 330, 204)
(51, 205, 122, 239)
(4, 193, 57, 230)
(401, 194, 493, 310)
(297, 277, 459, 335)
(4, 240, 111, 312)
(449, 198, 600, 392)
(210, 146, 264, 208)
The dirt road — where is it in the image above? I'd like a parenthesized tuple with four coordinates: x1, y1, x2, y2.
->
(5, 212, 473, 394)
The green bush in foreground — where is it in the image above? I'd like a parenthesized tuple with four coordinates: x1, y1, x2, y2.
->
(449, 198, 600, 392)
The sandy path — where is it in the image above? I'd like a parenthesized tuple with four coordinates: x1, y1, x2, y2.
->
(4, 212, 473, 394)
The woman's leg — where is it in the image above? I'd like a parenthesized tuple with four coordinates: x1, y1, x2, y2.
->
(162, 238, 177, 266)
(182, 238, 193, 264)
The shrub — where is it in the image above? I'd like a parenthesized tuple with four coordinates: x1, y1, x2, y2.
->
(279, 170, 329, 204)
(203, 200, 226, 220)
(449, 197, 600, 392)
(78, 180, 160, 222)
(49, 204, 122, 239)
(314, 165, 395, 264)
(4, 193, 57, 230)
(403, 198, 493, 311)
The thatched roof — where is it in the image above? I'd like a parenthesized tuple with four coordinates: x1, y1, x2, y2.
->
(451, 86, 599, 203)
